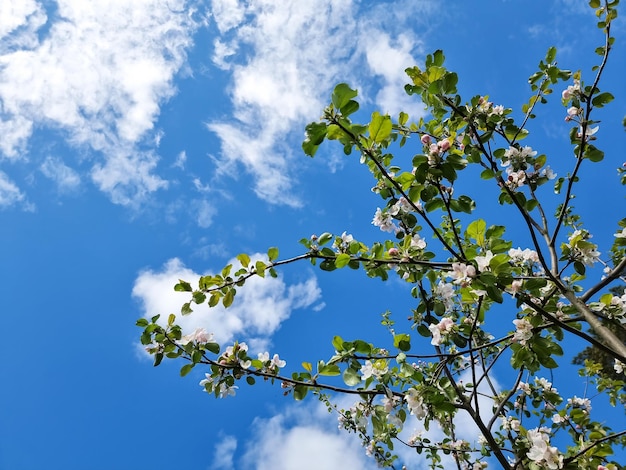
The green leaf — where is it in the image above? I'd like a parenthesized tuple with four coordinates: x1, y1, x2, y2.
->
(267, 247, 279, 261)
(167, 314, 176, 326)
(318, 232, 333, 245)
(343, 368, 361, 386)
(480, 169, 495, 180)
(584, 145, 604, 162)
(236, 253, 251, 267)
(180, 363, 194, 377)
(246, 376, 255, 386)
(332, 335, 344, 351)
(466, 219, 486, 246)
(302, 362, 313, 372)
(573, 261, 586, 275)
(136, 318, 149, 327)
(369, 111, 392, 143)
(154, 353, 163, 367)
(341, 100, 359, 116)
(181, 302, 193, 315)
(335, 253, 351, 268)
(255, 260, 267, 277)
(319, 259, 336, 271)
(293, 384, 309, 400)
(174, 280, 192, 292)
(192, 291, 206, 304)
(332, 83, 358, 110)
(208, 293, 220, 307)
(318, 364, 341, 376)
(223, 289, 235, 308)
(393, 333, 411, 352)
(302, 122, 328, 157)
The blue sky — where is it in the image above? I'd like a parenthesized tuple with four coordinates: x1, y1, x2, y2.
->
(0, 1, 624, 469)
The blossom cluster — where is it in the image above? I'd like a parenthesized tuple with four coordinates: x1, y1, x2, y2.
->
(476, 96, 505, 118)
(526, 427, 563, 469)
(561, 79, 580, 101)
(360, 359, 389, 380)
(179, 327, 213, 345)
(429, 317, 455, 346)
(404, 387, 427, 419)
(421, 134, 451, 167)
(566, 230, 601, 266)
(512, 318, 533, 345)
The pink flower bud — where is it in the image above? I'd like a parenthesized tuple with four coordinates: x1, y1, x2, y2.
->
(420, 134, 431, 145)
(438, 139, 451, 152)
(388, 248, 399, 256)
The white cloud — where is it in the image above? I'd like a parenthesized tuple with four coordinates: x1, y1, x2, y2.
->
(0, 0, 46, 50)
(239, 403, 377, 470)
(40, 156, 81, 191)
(207, 0, 430, 206)
(173, 150, 187, 169)
(132, 256, 321, 349)
(361, 31, 425, 118)
(90, 149, 167, 207)
(211, 435, 237, 470)
(0, 170, 27, 208)
(210, 0, 246, 33)
(0, 0, 199, 204)
(194, 199, 216, 228)
(207, 0, 360, 206)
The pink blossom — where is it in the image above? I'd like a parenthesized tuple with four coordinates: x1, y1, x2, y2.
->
(437, 139, 451, 152)
(429, 317, 454, 345)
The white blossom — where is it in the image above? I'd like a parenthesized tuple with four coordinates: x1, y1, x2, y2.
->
(561, 79, 580, 100)
(199, 373, 213, 390)
(217, 382, 238, 398)
(372, 208, 397, 233)
(509, 247, 539, 264)
(405, 388, 427, 419)
(390, 197, 414, 216)
(526, 428, 563, 469)
(568, 396, 591, 412)
(270, 353, 286, 368)
(410, 234, 427, 250)
(435, 282, 455, 310)
(512, 318, 533, 345)
(449, 262, 476, 285)
(179, 327, 213, 345)
(360, 360, 388, 380)
(475, 250, 494, 272)
(429, 317, 455, 346)
(540, 166, 556, 180)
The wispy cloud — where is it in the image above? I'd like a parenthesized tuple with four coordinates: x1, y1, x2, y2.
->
(132, 256, 322, 351)
(207, 0, 429, 206)
(0, 171, 30, 209)
(211, 434, 237, 470)
(40, 156, 80, 192)
(0, 0, 200, 205)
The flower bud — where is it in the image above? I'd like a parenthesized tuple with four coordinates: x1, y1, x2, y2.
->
(438, 139, 451, 152)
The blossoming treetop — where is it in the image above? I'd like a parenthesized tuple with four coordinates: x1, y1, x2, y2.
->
(138, 1, 625, 468)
